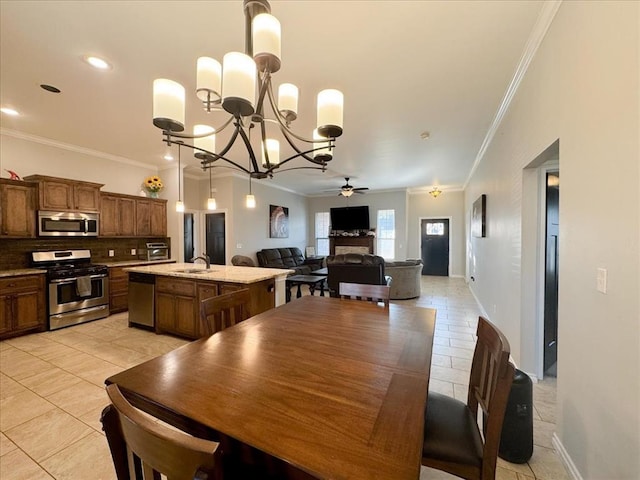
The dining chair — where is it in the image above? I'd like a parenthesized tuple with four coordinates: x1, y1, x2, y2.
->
(102, 383, 222, 480)
(200, 288, 251, 336)
(338, 282, 390, 307)
(421, 316, 515, 480)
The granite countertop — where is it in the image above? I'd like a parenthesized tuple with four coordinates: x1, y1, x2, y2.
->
(102, 259, 176, 268)
(124, 263, 293, 284)
(0, 269, 46, 278)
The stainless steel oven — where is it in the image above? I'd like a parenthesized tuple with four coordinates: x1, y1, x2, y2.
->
(38, 211, 99, 237)
(32, 250, 109, 330)
(146, 242, 169, 261)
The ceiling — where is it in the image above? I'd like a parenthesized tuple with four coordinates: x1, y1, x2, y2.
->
(0, 1, 543, 196)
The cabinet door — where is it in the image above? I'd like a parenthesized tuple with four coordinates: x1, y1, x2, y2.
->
(0, 183, 36, 237)
(74, 184, 100, 211)
(13, 291, 42, 331)
(119, 197, 136, 236)
(175, 296, 197, 337)
(150, 200, 167, 237)
(136, 200, 152, 236)
(0, 295, 11, 336)
(100, 195, 119, 236)
(156, 292, 175, 332)
(41, 180, 73, 210)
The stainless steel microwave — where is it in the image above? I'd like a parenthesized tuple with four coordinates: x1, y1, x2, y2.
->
(37, 211, 99, 237)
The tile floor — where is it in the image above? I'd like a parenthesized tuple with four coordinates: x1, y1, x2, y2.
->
(0, 276, 569, 480)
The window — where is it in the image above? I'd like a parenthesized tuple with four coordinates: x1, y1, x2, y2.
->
(426, 222, 445, 235)
(315, 212, 330, 256)
(376, 209, 395, 259)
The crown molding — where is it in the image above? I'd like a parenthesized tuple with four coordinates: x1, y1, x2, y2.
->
(0, 128, 157, 171)
(463, 0, 562, 189)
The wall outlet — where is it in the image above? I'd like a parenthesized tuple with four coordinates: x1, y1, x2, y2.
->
(130, 249, 136, 256)
(597, 267, 607, 294)
(108, 250, 114, 257)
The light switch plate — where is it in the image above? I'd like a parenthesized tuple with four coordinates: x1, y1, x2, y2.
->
(597, 268, 607, 294)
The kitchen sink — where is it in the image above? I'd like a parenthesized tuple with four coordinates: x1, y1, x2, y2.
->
(173, 268, 212, 274)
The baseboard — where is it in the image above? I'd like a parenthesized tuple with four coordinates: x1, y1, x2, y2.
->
(468, 284, 490, 320)
(450, 274, 464, 278)
(552, 433, 583, 480)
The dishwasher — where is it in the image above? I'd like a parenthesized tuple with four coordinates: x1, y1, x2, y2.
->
(128, 273, 155, 327)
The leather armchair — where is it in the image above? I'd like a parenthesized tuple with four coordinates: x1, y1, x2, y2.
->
(326, 253, 390, 296)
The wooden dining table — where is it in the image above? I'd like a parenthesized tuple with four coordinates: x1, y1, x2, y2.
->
(105, 295, 436, 480)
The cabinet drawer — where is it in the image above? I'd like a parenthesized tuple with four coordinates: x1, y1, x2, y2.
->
(0, 275, 43, 293)
(156, 277, 195, 297)
(109, 267, 129, 281)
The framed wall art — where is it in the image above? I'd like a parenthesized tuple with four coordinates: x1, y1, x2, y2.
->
(269, 205, 289, 238)
(471, 194, 486, 238)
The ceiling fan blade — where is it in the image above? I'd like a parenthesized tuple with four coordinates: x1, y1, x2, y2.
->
(353, 187, 369, 191)
(354, 190, 366, 194)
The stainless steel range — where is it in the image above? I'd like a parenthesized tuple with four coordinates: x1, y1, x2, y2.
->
(32, 250, 109, 330)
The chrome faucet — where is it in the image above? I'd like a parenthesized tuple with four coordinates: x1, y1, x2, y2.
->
(191, 253, 211, 269)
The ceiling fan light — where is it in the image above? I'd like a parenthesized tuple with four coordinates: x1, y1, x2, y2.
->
(342, 190, 354, 198)
(153, 79, 185, 132)
(222, 52, 256, 117)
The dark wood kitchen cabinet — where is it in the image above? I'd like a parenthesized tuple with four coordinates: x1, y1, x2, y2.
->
(136, 198, 167, 237)
(23, 174, 103, 212)
(155, 277, 199, 338)
(100, 193, 136, 237)
(108, 266, 130, 314)
(0, 179, 36, 238)
(0, 274, 46, 340)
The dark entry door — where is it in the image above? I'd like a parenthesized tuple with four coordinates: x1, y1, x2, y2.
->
(205, 213, 226, 265)
(544, 172, 559, 375)
(183, 213, 194, 262)
(421, 218, 449, 276)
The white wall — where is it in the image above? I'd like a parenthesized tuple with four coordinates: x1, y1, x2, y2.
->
(407, 190, 465, 276)
(465, 2, 639, 478)
(0, 132, 158, 194)
(308, 190, 408, 260)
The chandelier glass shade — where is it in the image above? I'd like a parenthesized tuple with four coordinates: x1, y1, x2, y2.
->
(152, 0, 343, 180)
(429, 187, 442, 198)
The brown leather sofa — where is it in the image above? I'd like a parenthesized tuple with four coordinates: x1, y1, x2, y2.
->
(326, 253, 391, 296)
(256, 247, 324, 275)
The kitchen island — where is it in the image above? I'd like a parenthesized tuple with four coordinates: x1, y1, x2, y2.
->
(124, 263, 292, 339)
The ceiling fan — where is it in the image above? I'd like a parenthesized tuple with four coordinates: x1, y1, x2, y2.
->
(331, 177, 369, 197)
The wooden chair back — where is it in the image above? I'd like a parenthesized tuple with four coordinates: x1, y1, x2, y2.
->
(103, 383, 222, 480)
(421, 316, 514, 480)
(200, 288, 251, 336)
(338, 282, 390, 307)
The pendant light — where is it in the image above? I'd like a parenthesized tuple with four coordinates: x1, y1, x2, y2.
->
(175, 145, 185, 212)
(207, 165, 217, 210)
(246, 175, 256, 209)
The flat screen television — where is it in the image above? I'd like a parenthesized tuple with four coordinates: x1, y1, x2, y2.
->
(330, 206, 370, 231)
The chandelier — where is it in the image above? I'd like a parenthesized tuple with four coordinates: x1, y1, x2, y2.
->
(429, 187, 442, 198)
(152, 0, 344, 180)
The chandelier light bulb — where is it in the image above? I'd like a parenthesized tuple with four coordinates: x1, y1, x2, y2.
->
(252, 13, 281, 73)
(207, 197, 217, 210)
(262, 139, 280, 167)
(175, 200, 185, 212)
(317, 89, 344, 138)
(196, 57, 222, 103)
(278, 83, 298, 121)
(245, 194, 256, 209)
(193, 124, 216, 156)
(153, 79, 185, 131)
(222, 52, 256, 117)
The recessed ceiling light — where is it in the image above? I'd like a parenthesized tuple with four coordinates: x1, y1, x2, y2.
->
(0, 107, 19, 116)
(84, 55, 112, 70)
(420, 131, 430, 140)
(40, 84, 61, 93)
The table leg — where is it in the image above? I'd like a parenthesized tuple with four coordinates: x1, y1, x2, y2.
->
(309, 284, 315, 296)
(286, 284, 292, 303)
(296, 283, 302, 298)
(319, 281, 325, 297)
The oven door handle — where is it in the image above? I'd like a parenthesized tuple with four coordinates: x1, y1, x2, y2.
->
(50, 274, 107, 284)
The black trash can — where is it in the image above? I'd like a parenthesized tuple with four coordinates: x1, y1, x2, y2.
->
(498, 368, 533, 463)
